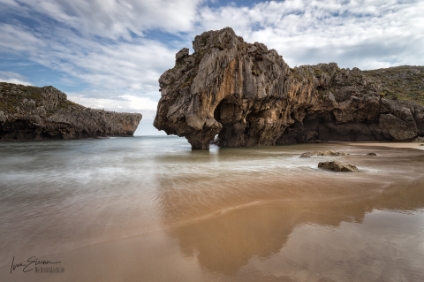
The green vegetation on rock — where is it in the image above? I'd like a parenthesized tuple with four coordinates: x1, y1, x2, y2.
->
(0, 82, 85, 116)
(0, 83, 45, 113)
(363, 66, 424, 106)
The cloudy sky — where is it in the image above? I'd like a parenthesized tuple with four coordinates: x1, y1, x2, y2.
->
(1, 0, 423, 135)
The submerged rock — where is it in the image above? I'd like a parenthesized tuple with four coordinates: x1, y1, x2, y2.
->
(300, 152, 313, 158)
(367, 152, 377, 156)
(301, 151, 348, 158)
(0, 83, 142, 141)
(318, 161, 359, 172)
(154, 27, 424, 149)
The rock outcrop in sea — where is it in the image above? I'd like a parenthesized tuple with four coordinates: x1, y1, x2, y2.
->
(0, 82, 142, 140)
(318, 161, 359, 172)
(154, 27, 424, 149)
(300, 151, 348, 158)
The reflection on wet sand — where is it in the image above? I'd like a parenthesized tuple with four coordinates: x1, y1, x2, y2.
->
(6, 179, 423, 282)
(152, 145, 424, 281)
(162, 181, 424, 279)
(1, 140, 424, 281)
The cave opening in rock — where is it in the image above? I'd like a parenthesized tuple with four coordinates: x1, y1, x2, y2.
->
(214, 103, 221, 122)
(214, 96, 239, 125)
(213, 96, 246, 147)
(213, 98, 230, 146)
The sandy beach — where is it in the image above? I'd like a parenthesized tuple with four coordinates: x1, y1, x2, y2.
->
(1, 137, 424, 281)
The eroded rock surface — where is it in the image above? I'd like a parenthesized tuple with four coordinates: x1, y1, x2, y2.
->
(0, 83, 142, 140)
(154, 27, 424, 149)
(318, 161, 359, 172)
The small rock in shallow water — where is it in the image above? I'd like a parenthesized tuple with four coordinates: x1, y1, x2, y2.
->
(301, 151, 347, 158)
(300, 152, 312, 158)
(420, 144, 424, 146)
(309, 140, 324, 143)
(414, 137, 424, 143)
(367, 152, 377, 156)
(318, 161, 358, 172)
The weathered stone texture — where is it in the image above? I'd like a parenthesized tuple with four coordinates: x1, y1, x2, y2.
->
(318, 161, 359, 172)
(0, 83, 142, 141)
(154, 28, 424, 149)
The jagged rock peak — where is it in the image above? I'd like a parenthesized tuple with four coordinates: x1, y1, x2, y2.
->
(154, 27, 424, 149)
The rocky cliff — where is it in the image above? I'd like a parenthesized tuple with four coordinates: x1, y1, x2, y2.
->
(154, 27, 424, 149)
(0, 82, 142, 140)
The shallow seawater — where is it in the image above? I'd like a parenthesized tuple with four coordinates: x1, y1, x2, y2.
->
(1, 136, 424, 281)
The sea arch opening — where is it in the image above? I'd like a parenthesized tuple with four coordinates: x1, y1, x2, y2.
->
(212, 96, 246, 147)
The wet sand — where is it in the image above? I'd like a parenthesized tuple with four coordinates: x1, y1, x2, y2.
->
(3, 180, 424, 282)
(1, 138, 424, 281)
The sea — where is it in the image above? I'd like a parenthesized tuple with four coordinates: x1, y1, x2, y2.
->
(1, 136, 424, 282)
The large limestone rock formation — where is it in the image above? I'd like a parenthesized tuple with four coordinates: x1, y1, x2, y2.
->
(0, 82, 142, 140)
(154, 27, 424, 149)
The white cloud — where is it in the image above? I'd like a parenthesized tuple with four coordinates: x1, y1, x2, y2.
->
(67, 93, 157, 114)
(0, 0, 19, 7)
(0, 71, 32, 85)
(4, 0, 203, 40)
(196, 0, 424, 69)
(0, 23, 45, 53)
(3, 0, 423, 94)
(67, 92, 161, 135)
(0, 23, 176, 95)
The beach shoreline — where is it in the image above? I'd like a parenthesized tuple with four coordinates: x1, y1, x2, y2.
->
(343, 141, 424, 151)
(2, 138, 424, 281)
